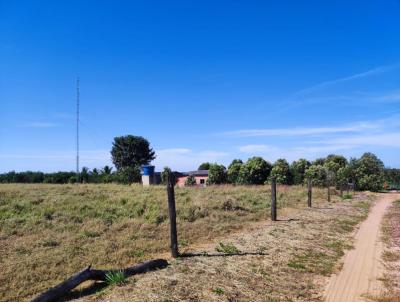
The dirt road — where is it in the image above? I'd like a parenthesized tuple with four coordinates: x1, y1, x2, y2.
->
(325, 193, 400, 302)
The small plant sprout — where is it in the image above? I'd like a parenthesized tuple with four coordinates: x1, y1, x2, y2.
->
(215, 242, 240, 255)
(343, 193, 353, 200)
(212, 287, 224, 295)
(105, 270, 127, 286)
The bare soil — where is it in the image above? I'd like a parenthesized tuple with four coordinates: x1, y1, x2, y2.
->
(324, 192, 400, 302)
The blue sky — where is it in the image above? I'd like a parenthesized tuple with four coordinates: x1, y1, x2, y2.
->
(1, 0, 400, 172)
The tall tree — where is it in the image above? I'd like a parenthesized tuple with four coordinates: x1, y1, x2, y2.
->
(111, 135, 156, 170)
(304, 165, 327, 187)
(291, 158, 311, 185)
(270, 159, 292, 184)
(207, 164, 227, 184)
(161, 166, 172, 184)
(237, 157, 272, 185)
(198, 162, 211, 170)
(227, 159, 243, 184)
(353, 152, 384, 191)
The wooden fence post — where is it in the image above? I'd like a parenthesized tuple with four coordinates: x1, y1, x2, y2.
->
(307, 178, 312, 207)
(327, 176, 331, 203)
(167, 173, 179, 258)
(271, 178, 277, 221)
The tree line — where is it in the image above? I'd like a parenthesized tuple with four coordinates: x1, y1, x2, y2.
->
(0, 135, 155, 185)
(183, 152, 399, 192)
(1, 134, 399, 191)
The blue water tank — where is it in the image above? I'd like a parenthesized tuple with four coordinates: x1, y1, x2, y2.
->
(141, 165, 155, 176)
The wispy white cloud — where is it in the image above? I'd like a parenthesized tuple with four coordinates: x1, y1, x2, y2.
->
(361, 91, 400, 103)
(293, 62, 400, 96)
(154, 148, 229, 170)
(237, 144, 356, 162)
(238, 144, 278, 153)
(316, 133, 400, 148)
(0, 150, 110, 161)
(235, 115, 400, 163)
(222, 122, 379, 138)
(0, 150, 112, 172)
(19, 122, 59, 128)
(156, 148, 191, 155)
(0, 148, 230, 172)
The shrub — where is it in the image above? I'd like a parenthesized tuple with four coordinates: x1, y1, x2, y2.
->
(237, 157, 271, 185)
(185, 175, 197, 186)
(291, 159, 311, 185)
(304, 165, 326, 187)
(115, 166, 141, 184)
(207, 164, 227, 185)
(161, 166, 172, 184)
(352, 153, 385, 191)
(215, 242, 240, 255)
(198, 162, 211, 170)
(227, 159, 243, 184)
(270, 159, 292, 184)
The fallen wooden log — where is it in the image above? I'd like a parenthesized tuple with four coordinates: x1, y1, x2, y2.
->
(32, 259, 168, 302)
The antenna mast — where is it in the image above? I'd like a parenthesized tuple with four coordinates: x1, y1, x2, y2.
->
(76, 77, 80, 183)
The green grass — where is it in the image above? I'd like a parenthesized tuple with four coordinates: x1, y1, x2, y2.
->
(105, 270, 127, 286)
(0, 183, 342, 302)
(215, 242, 240, 255)
(288, 250, 336, 276)
(342, 193, 353, 199)
(287, 198, 372, 278)
(212, 287, 224, 295)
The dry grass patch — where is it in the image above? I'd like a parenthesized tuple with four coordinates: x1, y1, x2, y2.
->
(71, 193, 373, 302)
(1, 183, 332, 302)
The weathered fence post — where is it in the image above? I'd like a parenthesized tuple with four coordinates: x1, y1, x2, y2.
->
(307, 178, 312, 207)
(271, 178, 277, 221)
(327, 176, 331, 203)
(167, 173, 179, 258)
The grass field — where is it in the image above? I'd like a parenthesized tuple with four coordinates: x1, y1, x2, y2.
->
(0, 184, 364, 301)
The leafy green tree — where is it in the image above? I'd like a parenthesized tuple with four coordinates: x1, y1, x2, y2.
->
(161, 166, 172, 184)
(384, 168, 400, 189)
(100, 165, 114, 183)
(80, 167, 89, 183)
(198, 162, 211, 170)
(291, 158, 311, 185)
(270, 159, 292, 184)
(207, 164, 227, 184)
(89, 168, 100, 183)
(337, 166, 352, 191)
(185, 175, 197, 186)
(325, 154, 348, 170)
(115, 166, 141, 184)
(102, 165, 113, 175)
(304, 165, 326, 186)
(227, 159, 243, 184)
(323, 154, 348, 185)
(313, 158, 326, 166)
(237, 157, 272, 185)
(353, 152, 384, 191)
(111, 135, 156, 171)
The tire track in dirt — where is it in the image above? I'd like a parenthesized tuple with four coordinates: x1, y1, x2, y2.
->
(324, 193, 400, 302)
